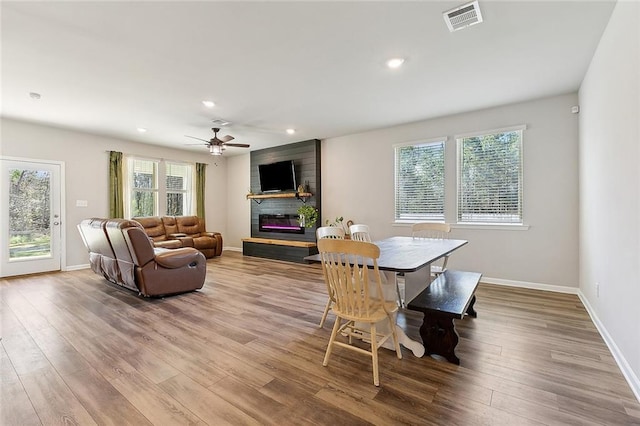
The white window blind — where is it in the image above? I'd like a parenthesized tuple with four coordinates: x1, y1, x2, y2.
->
(457, 128, 523, 224)
(395, 141, 445, 221)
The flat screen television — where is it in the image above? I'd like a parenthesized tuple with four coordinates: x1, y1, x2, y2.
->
(258, 160, 297, 193)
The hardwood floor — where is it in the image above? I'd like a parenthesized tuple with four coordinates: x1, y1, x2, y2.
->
(2, 251, 639, 425)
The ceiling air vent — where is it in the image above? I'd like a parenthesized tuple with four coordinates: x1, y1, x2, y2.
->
(210, 118, 231, 127)
(443, 0, 483, 32)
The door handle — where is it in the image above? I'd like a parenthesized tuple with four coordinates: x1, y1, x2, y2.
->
(53, 221, 60, 226)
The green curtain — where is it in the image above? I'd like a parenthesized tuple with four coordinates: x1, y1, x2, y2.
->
(196, 162, 206, 219)
(109, 151, 124, 218)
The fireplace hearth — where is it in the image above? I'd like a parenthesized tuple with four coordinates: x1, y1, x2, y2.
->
(259, 214, 305, 234)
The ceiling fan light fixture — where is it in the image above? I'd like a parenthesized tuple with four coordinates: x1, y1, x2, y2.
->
(210, 145, 223, 156)
(202, 100, 215, 108)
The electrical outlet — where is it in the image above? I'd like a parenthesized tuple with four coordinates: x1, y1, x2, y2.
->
(596, 282, 600, 298)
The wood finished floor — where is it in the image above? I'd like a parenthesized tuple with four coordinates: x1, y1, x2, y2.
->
(2, 251, 639, 425)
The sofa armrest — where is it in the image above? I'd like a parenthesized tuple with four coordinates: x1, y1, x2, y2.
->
(154, 248, 202, 269)
(201, 231, 220, 238)
(201, 232, 223, 256)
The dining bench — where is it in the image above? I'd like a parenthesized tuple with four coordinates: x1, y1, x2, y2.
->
(406, 269, 482, 364)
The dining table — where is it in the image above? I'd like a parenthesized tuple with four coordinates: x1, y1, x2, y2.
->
(305, 235, 468, 357)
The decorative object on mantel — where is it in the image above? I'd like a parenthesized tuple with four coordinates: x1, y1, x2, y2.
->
(297, 184, 305, 193)
(297, 204, 318, 228)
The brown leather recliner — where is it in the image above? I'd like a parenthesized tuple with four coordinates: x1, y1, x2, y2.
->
(132, 215, 223, 258)
(76, 218, 123, 286)
(78, 218, 206, 297)
(133, 216, 182, 249)
(167, 216, 223, 259)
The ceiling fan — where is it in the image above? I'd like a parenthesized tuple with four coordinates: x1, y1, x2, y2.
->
(185, 128, 250, 155)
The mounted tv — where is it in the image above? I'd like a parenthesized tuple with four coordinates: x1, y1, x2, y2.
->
(258, 160, 297, 193)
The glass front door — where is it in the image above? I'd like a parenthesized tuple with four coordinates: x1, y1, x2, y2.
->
(1, 159, 62, 277)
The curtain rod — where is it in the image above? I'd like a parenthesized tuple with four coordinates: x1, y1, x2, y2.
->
(105, 150, 210, 165)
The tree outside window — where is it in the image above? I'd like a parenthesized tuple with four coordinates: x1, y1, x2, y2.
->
(457, 128, 523, 224)
(395, 141, 445, 222)
(130, 159, 158, 218)
(166, 162, 192, 216)
(126, 158, 193, 218)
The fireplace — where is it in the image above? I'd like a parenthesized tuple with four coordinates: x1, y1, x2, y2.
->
(259, 214, 304, 234)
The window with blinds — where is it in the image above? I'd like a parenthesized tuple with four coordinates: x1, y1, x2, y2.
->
(166, 162, 192, 216)
(395, 140, 445, 221)
(130, 158, 158, 217)
(457, 127, 524, 224)
(126, 158, 194, 218)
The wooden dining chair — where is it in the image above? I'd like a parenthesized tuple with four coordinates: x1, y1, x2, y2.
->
(411, 222, 452, 276)
(349, 223, 371, 242)
(349, 223, 403, 307)
(316, 226, 345, 328)
(318, 238, 402, 386)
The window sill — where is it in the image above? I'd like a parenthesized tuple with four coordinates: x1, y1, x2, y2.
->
(452, 223, 530, 231)
(393, 222, 530, 231)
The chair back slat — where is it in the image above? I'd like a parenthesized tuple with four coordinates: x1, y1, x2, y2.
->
(349, 224, 372, 242)
(318, 239, 386, 321)
(317, 226, 345, 240)
(411, 222, 451, 240)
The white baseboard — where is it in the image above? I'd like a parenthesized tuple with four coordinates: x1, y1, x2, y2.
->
(65, 264, 90, 271)
(485, 276, 639, 403)
(578, 291, 640, 402)
(223, 246, 242, 253)
(481, 276, 579, 294)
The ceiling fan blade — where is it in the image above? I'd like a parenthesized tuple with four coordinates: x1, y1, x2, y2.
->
(220, 135, 235, 142)
(185, 135, 210, 143)
(223, 143, 250, 148)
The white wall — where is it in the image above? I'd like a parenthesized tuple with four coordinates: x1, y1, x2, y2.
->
(0, 118, 228, 269)
(578, 0, 640, 398)
(225, 152, 251, 250)
(321, 93, 580, 289)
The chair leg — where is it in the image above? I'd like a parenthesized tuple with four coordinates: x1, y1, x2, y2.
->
(395, 280, 404, 308)
(370, 323, 380, 386)
(389, 316, 403, 359)
(323, 317, 341, 367)
(319, 297, 332, 328)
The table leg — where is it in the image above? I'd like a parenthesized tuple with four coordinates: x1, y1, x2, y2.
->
(376, 271, 425, 357)
(419, 313, 460, 365)
(403, 264, 433, 305)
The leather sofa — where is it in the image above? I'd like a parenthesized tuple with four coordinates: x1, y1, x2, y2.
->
(78, 218, 206, 296)
(133, 216, 223, 258)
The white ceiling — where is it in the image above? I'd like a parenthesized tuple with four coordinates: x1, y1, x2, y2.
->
(1, 1, 615, 156)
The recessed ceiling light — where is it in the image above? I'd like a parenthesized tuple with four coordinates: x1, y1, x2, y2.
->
(202, 100, 215, 108)
(136, 127, 147, 133)
(286, 128, 296, 135)
(29, 92, 41, 100)
(386, 58, 405, 69)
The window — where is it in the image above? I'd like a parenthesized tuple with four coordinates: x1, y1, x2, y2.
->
(457, 126, 524, 224)
(166, 162, 192, 216)
(126, 158, 194, 218)
(129, 158, 158, 217)
(395, 140, 445, 221)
